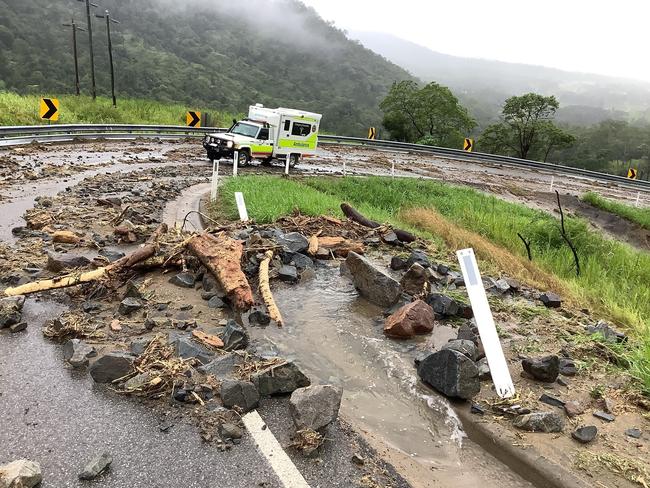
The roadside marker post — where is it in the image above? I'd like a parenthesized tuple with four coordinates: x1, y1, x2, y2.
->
(232, 151, 238, 177)
(234, 192, 249, 222)
(285, 157, 290, 176)
(210, 159, 220, 202)
(636, 192, 641, 208)
(457, 248, 515, 399)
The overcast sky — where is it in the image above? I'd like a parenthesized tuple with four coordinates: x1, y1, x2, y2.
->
(301, 0, 648, 82)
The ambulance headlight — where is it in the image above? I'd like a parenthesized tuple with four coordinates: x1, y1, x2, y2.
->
(226, 141, 234, 148)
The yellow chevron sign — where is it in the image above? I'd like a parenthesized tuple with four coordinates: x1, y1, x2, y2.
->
(628, 168, 638, 179)
(368, 127, 376, 140)
(463, 138, 474, 152)
(186, 111, 201, 128)
(40, 98, 59, 121)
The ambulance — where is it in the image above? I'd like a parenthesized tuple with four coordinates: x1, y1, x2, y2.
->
(202, 104, 322, 167)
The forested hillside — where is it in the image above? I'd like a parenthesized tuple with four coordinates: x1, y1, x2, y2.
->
(0, 0, 411, 134)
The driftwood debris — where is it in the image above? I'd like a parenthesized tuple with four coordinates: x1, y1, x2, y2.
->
(187, 233, 254, 311)
(4, 223, 168, 297)
(315, 236, 364, 257)
(259, 250, 284, 326)
(340, 203, 416, 243)
(307, 235, 319, 256)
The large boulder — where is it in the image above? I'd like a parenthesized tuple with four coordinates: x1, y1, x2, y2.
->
(251, 361, 311, 396)
(513, 412, 564, 433)
(0, 460, 42, 488)
(400, 263, 428, 296)
(89, 352, 135, 383)
(417, 349, 480, 400)
(220, 380, 260, 412)
(522, 355, 560, 382)
(289, 385, 343, 431)
(345, 252, 401, 307)
(384, 300, 435, 339)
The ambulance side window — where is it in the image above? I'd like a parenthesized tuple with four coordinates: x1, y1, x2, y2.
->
(284, 120, 291, 132)
(291, 122, 311, 137)
(259, 128, 269, 140)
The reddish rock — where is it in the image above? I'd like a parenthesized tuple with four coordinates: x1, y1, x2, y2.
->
(564, 400, 585, 418)
(384, 300, 435, 338)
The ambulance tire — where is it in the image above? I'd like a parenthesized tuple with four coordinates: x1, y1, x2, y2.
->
(237, 150, 251, 167)
(260, 156, 273, 167)
(289, 153, 300, 168)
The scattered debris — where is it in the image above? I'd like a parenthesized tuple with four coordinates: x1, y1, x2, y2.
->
(521, 355, 560, 382)
(290, 428, 324, 456)
(384, 300, 434, 338)
(513, 412, 564, 433)
(572, 425, 598, 444)
(0, 459, 42, 488)
(89, 352, 135, 383)
(289, 384, 343, 431)
(78, 453, 112, 480)
(220, 379, 260, 412)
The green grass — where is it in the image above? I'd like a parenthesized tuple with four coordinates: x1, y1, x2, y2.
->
(0, 91, 235, 126)
(582, 191, 650, 230)
(218, 175, 650, 394)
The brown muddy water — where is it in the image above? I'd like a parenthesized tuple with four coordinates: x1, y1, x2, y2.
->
(248, 261, 534, 488)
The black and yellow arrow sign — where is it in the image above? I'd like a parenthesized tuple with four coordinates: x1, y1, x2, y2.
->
(368, 127, 376, 140)
(463, 138, 474, 152)
(40, 98, 59, 121)
(628, 168, 638, 180)
(186, 111, 201, 128)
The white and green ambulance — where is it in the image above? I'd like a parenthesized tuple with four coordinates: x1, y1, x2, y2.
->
(203, 104, 322, 167)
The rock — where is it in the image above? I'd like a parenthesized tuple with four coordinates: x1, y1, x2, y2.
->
(118, 297, 143, 316)
(89, 352, 135, 383)
(345, 252, 401, 307)
(278, 265, 299, 283)
(129, 337, 151, 356)
(46, 252, 91, 272)
(384, 300, 435, 338)
(52, 230, 80, 244)
(572, 426, 598, 444)
(417, 349, 480, 400)
(63, 339, 96, 368)
(585, 321, 627, 344)
(625, 428, 642, 439)
(539, 292, 561, 308)
(144, 316, 171, 330)
(476, 358, 491, 381)
(381, 231, 399, 245)
(522, 355, 559, 382)
(124, 372, 151, 391)
(442, 340, 478, 361)
(222, 320, 249, 351)
(425, 293, 459, 317)
(99, 249, 125, 262)
(603, 398, 615, 414)
(173, 337, 213, 364)
(0, 460, 42, 488)
(406, 250, 431, 269)
(78, 453, 112, 480)
(494, 279, 511, 293)
(351, 454, 365, 466)
(9, 322, 27, 333)
(564, 400, 585, 418)
(513, 412, 564, 433)
(202, 273, 219, 293)
(220, 422, 243, 440)
(301, 268, 316, 281)
(400, 263, 428, 296)
(199, 353, 244, 378)
(593, 410, 615, 422)
(249, 309, 271, 327)
(390, 256, 407, 271)
(471, 403, 486, 415)
(283, 252, 314, 270)
(289, 385, 343, 431)
(122, 281, 143, 300)
(207, 296, 227, 309)
(82, 301, 102, 313)
(539, 393, 565, 408)
(559, 358, 577, 376)
(1, 295, 25, 311)
(0, 301, 23, 329)
(169, 272, 195, 288)
(251, 361, 311, 396)
(277, 232, 309, 253)
(457, 324, 479, 345)
(220, 380, 259, 412)
(425, 267, 445, 284)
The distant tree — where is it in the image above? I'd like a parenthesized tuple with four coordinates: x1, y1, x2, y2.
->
(479, 93, 573, 159)
(380, 80, 475, 145)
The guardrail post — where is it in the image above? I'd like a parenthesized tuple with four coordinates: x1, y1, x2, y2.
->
(233, 151, 238, 177)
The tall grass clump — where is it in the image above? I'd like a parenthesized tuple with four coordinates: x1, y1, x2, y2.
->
(582, 191, 650, 230)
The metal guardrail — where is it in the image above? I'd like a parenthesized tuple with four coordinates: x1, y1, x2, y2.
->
(1, 124, 648, 191)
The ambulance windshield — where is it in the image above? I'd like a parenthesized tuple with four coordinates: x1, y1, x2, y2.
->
(231, 122, 260, 138)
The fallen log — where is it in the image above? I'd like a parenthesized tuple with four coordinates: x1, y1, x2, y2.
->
(307, 235, 319, 256)
(187, 233, 254, 311)
(340, 203, 416, 243)
(3, 223, 168, 297)
(259, 250, 283, 326)
(317, 236, 364, 257)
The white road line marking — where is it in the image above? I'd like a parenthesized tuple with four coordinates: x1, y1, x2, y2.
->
(242, 410, 311, 488)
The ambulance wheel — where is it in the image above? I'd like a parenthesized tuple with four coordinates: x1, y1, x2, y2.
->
(237, 150, 250, 167)
(260, 156, 273, 167)
(289, 153, 300, 168)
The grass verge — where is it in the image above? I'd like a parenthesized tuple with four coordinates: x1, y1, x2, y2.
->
(582, 191, 650, 230)
(0, 91, 234, 126)
(218, 175, 650, 394)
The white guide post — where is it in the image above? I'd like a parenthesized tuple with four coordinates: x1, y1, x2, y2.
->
(285, 156, 290, 175)
(234, 192, 249, 222)
(635, 191, 641, 208)
(549, 175, 555, 192)
(210, 159, 220, 202)
(232, 150, 239, 177)
(456, 248, 515, 399)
